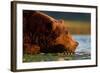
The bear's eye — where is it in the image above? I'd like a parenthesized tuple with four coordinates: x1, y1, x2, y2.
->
(46, 22, 52, 31)
(65, 30, 68, 34)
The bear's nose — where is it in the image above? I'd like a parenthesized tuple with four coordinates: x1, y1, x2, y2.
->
(75, 42, 79, 46)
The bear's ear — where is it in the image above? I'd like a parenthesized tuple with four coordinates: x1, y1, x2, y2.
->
(59, 19, 64, 24)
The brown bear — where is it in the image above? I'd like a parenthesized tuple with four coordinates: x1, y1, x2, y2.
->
(23, 10, 78, 55)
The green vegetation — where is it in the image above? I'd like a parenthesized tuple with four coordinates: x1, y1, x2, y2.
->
(23, 53, 74, 62)
(23, 53, 91, 62)
(64, 20, 91, 35)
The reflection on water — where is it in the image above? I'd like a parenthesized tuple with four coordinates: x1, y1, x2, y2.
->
(73, 35, 91, 60)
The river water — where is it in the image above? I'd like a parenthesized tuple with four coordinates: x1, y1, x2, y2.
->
(73, 35, 91, 60)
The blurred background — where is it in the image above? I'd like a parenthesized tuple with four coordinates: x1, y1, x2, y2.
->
(42, 11, 91, 35)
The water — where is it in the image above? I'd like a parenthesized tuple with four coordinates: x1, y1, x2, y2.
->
(73, 35, 91, 60)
